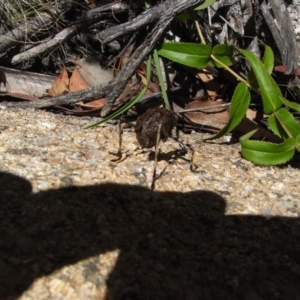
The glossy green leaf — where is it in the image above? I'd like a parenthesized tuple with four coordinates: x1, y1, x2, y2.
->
(268, 108, 300, 139)
(295, 135, 300, 152)
(239, 48, 282, 114)
(247, 67, 258, 90)
(204, 82, 250, 140)
(281, 97, 300, 112)
(268, 114, 288, 139)
(211, 44, 234, 67)
(240, 130, 295, 165)
(247, 44, 274, 90)
(194, 0, 216, 10)
(261, 44, 274, 75)
(158, 42, 212, 69)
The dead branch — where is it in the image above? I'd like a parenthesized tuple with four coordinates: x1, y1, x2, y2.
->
(11, 26, 79, 65)
(8, 2, 129, 66)
(97, 2, 165, 44)
(260, 0, 298, 74)
(1, 0, 205, 117)
(0, 13, 55, 55)
(212, 0, 298, 74)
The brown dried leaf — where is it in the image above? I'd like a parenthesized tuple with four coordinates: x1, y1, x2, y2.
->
(69, 68, 90, 92)
(70, 57, 114, 86)
(77, 98, 106, 109)
(68, 68, 106, 109)
(197, 70, 220, 99)
(197, 69, 214, 83)
(137, 71, 148, 87)
(47, 66, 69, 97)
(137, 63, 160, 93)
(184, 100, 229, 129)
(88, 0, 98, 9)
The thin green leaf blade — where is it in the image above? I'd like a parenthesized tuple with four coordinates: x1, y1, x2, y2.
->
(84, 86, 147, 129)
(194, 0, 216, 10)
(204, 82, 250, 140)
(239, 48, 282, 114)
(211, 44, 234, 67)
(240, 133, 295, 165)
(153, 49, 170, 109)
(85, 55, 152, 128)
(158, 42, 212, 69)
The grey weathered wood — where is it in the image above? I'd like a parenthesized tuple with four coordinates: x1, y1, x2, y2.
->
(4, 3, 129, 65)
(261, 0, 298, 74)
(4, 0, 297, 116)
(210, 0, 298, 73)
(1, 0, 205, 117)
(0, 13, 54, 55)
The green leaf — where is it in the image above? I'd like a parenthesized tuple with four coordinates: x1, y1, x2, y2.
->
(153, 49, 170, 109)
(295, 135, 300, 152)
(158, 42, 212, 69)
(247, 44, 274, 89)
(84, 86, 148, 129)
(240, 130, 295, 165)
(194, 0, 216, 10)
(247, 68, 258, 90)
(268, 114, 288, 139)
(204, 82, 250, 140)
(176, 12, 193, 20)
(247, 44, 274, 90)
(211, 44, 234, 67)
(281, 97, 300, 112)
(261, 44, 274, 75)
(239, 48, 282, 114)
(268, 108, 300, 139)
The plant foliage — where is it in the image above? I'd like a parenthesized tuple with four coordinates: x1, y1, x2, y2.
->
(86, 0, 300, 166)
(158, 41, 300, 165)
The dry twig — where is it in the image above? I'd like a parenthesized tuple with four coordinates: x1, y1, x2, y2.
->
(1, 0, 205, 116)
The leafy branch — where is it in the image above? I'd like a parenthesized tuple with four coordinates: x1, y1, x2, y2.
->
(86, 0, 300, 165)
(158, 41, 300, 165)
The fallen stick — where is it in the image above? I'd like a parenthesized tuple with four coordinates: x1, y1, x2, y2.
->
(1, 0, 205, 117)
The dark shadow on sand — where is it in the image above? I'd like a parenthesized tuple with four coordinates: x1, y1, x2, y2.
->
(0, 171, 300, 299)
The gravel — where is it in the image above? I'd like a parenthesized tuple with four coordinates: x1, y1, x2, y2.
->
(0, 107, 300, 300)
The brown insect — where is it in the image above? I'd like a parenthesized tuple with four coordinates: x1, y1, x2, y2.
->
(135, 107, 178, 149)
(111, 107, 195, 189)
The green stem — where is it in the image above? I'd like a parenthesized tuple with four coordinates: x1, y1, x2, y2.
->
(195, 20, 206, 45)
(211, 54, 260, 94)
(195, 20, 260, 95)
